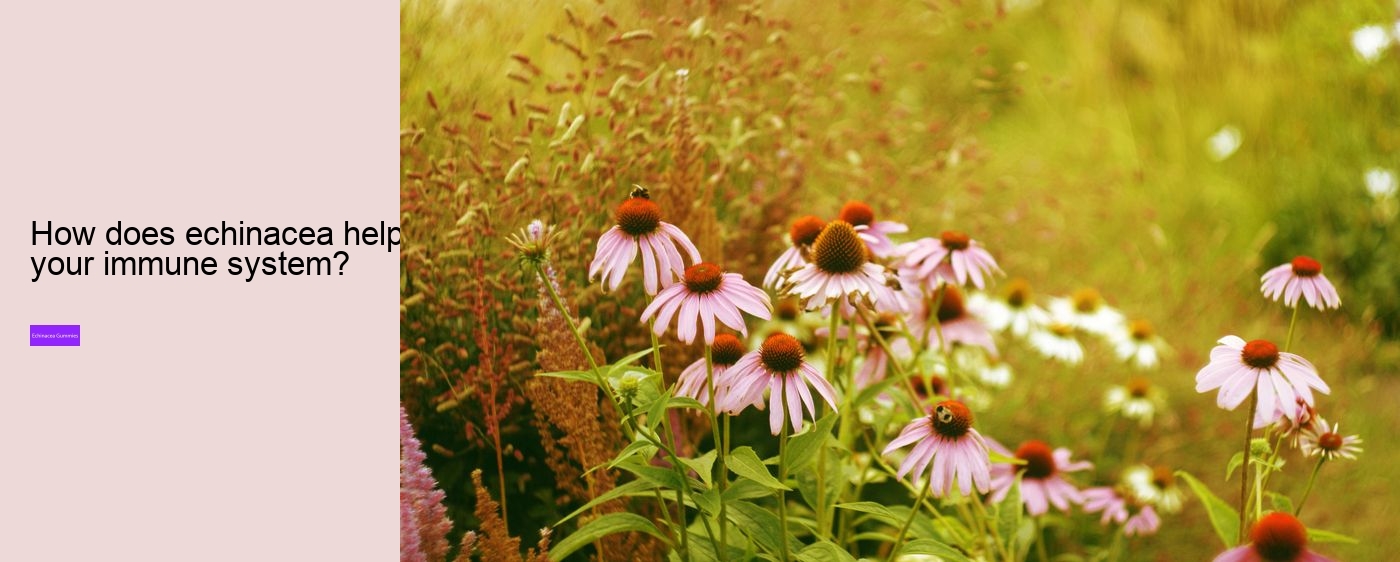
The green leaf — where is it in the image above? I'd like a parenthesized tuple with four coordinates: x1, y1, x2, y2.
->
(996, 476, 1022, 554)
(782, 413, 838, 473)
(988, 450, 1028, 465)
(722, 478, 774, 502)
(643, 384, 672, 431)
(850, 375, 900, 409)
(902, 538, 973, 562)
(1177, 470, 1239, 548)
(550, 512, 667, 560)
(536, 368, 602, 385)
(835, 502, 902, 526)
(1226, 452, 1245, 481)
(607, 439, 659, 470)
(681, 450, 717, 487)
(729, 446, 790, 490)
(692, 488, 721, 517)
(615, 458, 687, 491)
(1266, 492, 1294, 515)
(727, 500, 792, 555)
(557, 479, 659, 525)
(606, 346, 659, 376)
(1307, 528, 1360, 544)
(667, 396, 708, 411)
(796, 540, 857, 562)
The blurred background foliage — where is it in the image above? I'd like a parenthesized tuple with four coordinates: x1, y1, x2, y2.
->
(401, 0, 1399, 559)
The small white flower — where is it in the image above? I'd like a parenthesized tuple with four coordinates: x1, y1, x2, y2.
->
(1124, 465, 1185, 514)
(1207, 125, 1242, 161)
(1352, 25, 1393, 63)
(1365, 167, 1397, 199)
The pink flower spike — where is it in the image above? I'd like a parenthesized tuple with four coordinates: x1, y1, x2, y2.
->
(641, 263, 772, 345)
(716, 333, 838, 434)
(881, 401, 992, 497)
(1260, 256, 1340, 310)
(1195, 336, 1329, 421)
(588, 194, 702, 295)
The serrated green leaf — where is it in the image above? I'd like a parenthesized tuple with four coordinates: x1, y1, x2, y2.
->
(902, 538, 973, 562)
(796, 540, 856, 562)
(782, 413, 837, 473)
(1307, 528, 1360, 544)
(550, 512, 668, 560)
(730, 446, 789, 490)
(1177, 470, 1239, 548)
(1266, 492, 1294, 515)
(835, 502, 902, 526)
(996, 476, 1022, 553)
(557, 479, 659, 525)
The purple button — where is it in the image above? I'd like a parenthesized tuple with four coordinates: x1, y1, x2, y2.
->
(31, 324, 80, 346)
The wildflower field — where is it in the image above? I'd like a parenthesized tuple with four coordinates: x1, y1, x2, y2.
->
(400, 1, 1400, 560)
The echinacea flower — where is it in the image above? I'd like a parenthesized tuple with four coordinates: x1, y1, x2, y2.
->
(1104, 377, 1166, 428)
(641, 263, 772, 345)
(839, 200, 908, 258)
(720, 332, 838, 434)
(589, 190, 702, 295)
(1047, 288, 1123, 336)
(764, 215, 825, 290)
(786, 221, 888, 310)
(1027, 322, 1084, 365)
(987, 439, 1092, 516)
(1213, 512, 1335, 562)
(881, 400, 991, 497)
(1109, 319, 1168, 369)
(1195, 336, 1330, 421)
(676, 334, 747, 406)
(1123, 465, 1185, 514)
(1299, 418, 1363, 461)
(1082, 487, 1161, 536)
(970, 278, 1048, 337)
(1256, 398, 1318, 445)
(909, 285, 998, 357)
(853, 314, 913, 389)
(903, 230, 1003, 290)
(1260, 256, 1341, 310)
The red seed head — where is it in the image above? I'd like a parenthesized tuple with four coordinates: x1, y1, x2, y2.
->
(1241, 339, 1280, 369)
(935, 286, 967, 323)
(615, 197, 662, 236)
(683, 263, 723, 293)
(838, 200, 876, 227)
(940, 230, 971, 250)
(1290, 256, 1322, 277)
(1250, 512, 1308, 562)
(1318, 432, 1344, 452)
(1014, 440, 1056, 479)
(810, 221, 867, 274)
(711, 334, 746, 366)
(931, 400, 974, 438)
(759, 332, 805, 373)
(790, 215, 826, 246)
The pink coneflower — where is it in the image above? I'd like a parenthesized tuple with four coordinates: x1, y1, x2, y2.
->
(903, 230, 1003, 290)
(1213, 512, 1335, 562)
(1081, 487, 1161, 536)
(764, 215, 825, 290)
(1299, 418, 1363, 461)
(881, 400, 992, 497)
(719, 332, 838, 434)
(1195, 336, 1330, 421)
(676, 334, 747, 406)
(589, 190, 702, 295)
(787, 221, 888, 310)
(1260, 256, 1341, 310)
(641, 263, 772, 345)
(908, 285, 998, 357)
(1253, 397, 1317, 444)
(854, 314, 913, 389)
(987, 439, 1092, 516)
(839, 200, 908, 258)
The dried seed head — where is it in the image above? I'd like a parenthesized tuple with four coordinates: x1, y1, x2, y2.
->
(1250, 512, 1308, 562)
(838, 200, 875, 227)
(1290, 256, 1322, 277)
(1241, 339, 1280, 369)
(615, 197, 662, 236)
(810, 221, 867, 274)
(759, 332, 805, 373)
(684, 263, 724, 293)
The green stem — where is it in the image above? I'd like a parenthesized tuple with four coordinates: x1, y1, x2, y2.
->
(705, 345, 730, 562)
(1295, 457, 1326, 517)
(821, 310, 841, 540)
(1284, 304, 1301, 352)
(1108, 529, 1124, 562)
(1035, 516, 1050, 562)
(778, 380, 792, 562)
(888, 482, 932, 560)
(1239, 389, 1258, 544)
(969, 493, 1007, 561)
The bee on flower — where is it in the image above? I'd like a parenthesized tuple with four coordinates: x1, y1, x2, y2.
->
(589, 187, 702, 295)
(882, 400, 991, 497)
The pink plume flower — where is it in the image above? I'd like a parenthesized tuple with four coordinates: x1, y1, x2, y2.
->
(401, 406, 452, 562)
